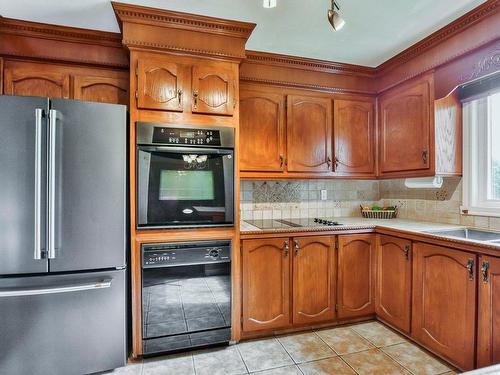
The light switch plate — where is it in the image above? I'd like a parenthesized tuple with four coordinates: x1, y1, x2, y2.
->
(320, 189, 327, 200)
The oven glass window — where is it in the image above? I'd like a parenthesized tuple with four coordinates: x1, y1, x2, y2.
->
(137, 148, 234, 228)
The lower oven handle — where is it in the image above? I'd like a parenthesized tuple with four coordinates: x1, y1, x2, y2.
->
(137, 146, 233, 155)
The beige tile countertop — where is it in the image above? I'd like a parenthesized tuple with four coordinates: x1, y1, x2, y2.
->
(240, 217, 500, 252)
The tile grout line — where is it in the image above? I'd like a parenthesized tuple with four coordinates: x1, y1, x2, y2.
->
(234, 343, 251, 374)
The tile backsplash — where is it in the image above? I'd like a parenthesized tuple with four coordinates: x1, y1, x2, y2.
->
(240, 178, 500, 231)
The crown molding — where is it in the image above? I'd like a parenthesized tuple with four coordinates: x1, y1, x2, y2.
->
(112, 1, 255, 40)
(0, 16, 122, 46)
(244, 50, 376, 77)
(377, 0, 500, 74)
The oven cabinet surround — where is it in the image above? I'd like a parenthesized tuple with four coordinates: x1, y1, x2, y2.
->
(412, 242, 476, 371)
(477, 255, 500, 368)
(239, 84, 376, 178)
(136, 55, 237, 116)
(336, 234, 376, 319)
(2, 60, 128, 105)
(375, 235, 412, 334)
(377, 74, 462, 178)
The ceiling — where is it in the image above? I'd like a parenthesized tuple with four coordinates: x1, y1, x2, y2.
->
(0, 0, 488, 67)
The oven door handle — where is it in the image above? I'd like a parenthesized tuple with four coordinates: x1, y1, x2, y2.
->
(138, 146, 233, 155)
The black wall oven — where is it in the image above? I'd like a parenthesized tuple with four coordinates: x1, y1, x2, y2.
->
(136, 123, 234, 229)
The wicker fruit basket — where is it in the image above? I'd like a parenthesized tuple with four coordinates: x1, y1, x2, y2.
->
(360, 205, 398, 219)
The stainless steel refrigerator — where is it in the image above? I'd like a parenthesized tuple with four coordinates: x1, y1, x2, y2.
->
(0, 95, 127, 375)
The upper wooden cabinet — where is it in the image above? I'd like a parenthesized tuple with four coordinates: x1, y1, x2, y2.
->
(192, 62, 236, 116)
(333, 98, 376, 177)
(412, 243, 476, 371)
(287, 95, 332, 173)
(2, 60, 129, 105)
(135, 55, 237, 117)
(74, 75, 128, 106)
(378, 75, 433, 177)
(478, 255, 500, 368)
(4, 62, 70, 99)
(136, 58, 186, 112)
(239, 88, 286, 172)
(375, 235, 412, 333)
(242, 238, 291, 332)
(292, 236, 336, 325)
(337, 234, 376, 319)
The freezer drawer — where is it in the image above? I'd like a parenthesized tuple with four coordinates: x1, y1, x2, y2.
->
(0, 269, 126, 375)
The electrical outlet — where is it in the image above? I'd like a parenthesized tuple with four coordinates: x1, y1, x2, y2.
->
(320, 189, 327, 200)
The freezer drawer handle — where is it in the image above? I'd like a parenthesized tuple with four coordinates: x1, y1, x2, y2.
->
(0, 279, 112, 297)
(34, 108, 44, 260)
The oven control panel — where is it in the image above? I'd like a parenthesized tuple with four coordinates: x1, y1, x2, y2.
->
(152, 127, 221, 146)
(142, 241, 231, 268)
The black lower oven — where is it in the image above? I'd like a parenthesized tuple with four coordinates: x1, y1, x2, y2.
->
(141, 240, 231, 355)
(136, 122, 234, 229)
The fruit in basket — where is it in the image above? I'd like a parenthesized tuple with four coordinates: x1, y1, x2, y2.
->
(371, 205, 383, 211)
(362, 205, 370, 210)
(385, 206, 396, 211)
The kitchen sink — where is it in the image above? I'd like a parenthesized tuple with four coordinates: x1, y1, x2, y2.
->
(425, 228, 500, 243)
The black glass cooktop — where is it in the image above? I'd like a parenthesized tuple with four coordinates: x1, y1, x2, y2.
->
(245, 218, 342, 230)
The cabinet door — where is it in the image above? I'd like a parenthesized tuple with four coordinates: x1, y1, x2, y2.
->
(4, 62, 70, 98)
(333, 99, 375, 176)
(74, 75, 128, 105)
(240, 89, 286, 172)
(292, 236, 335, 324)
(242, 238, 291, 332)
(287, 95, 332, 173)
(412, 243, 476, 371)
(478, 256, 500, 367)
(137, 57, 186, 112)
(337, 234, 376, 319)
(192, 62, 236, 116)
(379, 77, 432, 175)
(375, 236, 412, 333)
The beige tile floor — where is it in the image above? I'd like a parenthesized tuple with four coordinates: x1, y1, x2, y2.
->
(101, 321, 458, 375)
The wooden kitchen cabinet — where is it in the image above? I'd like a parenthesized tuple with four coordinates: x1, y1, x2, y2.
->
(412, 243, 476, 370)
(333, 98, 376, 177)
(3, 61, 70, 99)
(242, 238, 291, 332)
(239, 88, 286, 172)
(136, 57, 186, 112)
(337, 234, 376, 319)
(74, 75, 128, 105)
(478, 256, 500, 367)
(191, 61, 237, 116)
(292, 236, 336, 324)
(378, 75, 433, 177)
(375, 235, 412, 333)
(287, 95, 332, 173)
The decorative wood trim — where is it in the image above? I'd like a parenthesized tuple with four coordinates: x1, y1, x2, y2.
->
(377, 0, 500, 74)
(113, 1, 255, 60)
(458, 41, 500, 82)
(244, 50, 376, 77)
(112, 1, 255, 38)
(0, 17, 129, 68)
(239, 76, 376, 95)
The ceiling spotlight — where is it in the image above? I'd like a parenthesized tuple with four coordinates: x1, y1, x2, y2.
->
(263, 0, 277, 8)
(328, 0, 345, 31)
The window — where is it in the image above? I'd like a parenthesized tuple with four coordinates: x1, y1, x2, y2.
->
(462, 91, 500, 216)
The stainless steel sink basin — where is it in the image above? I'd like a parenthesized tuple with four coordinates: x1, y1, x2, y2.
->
(425, 228, 500, 243)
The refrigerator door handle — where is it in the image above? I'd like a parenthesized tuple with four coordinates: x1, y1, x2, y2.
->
(34, 108, 45, 260)
(47, 109, 58, 259)
(0, 279, 112, 297)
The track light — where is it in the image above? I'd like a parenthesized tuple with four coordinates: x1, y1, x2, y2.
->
(263, 0, 277, 8)
(328, 0, 345, 31)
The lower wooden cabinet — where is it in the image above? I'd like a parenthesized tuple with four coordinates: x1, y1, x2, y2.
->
(242, 238, 290, 332)
(375, 235, 412, 333)
(292, 236, 336, 325)
(478, 255, 500, 367)
(412, 243, 476, 370)
(337, 234, 376, 319)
